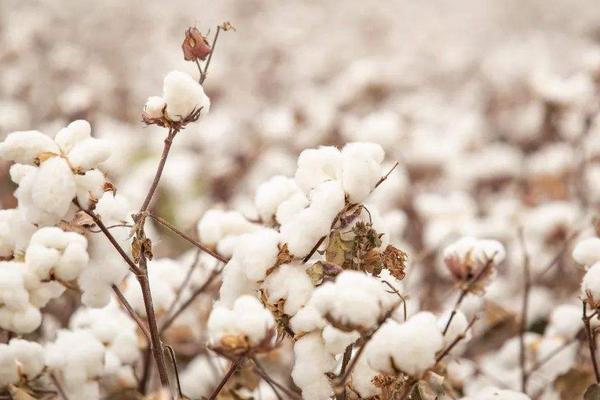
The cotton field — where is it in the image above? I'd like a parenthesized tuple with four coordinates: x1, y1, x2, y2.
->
(2, 1, 600, 399)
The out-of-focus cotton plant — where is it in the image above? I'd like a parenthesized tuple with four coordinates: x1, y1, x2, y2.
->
(2, 1, 600, 399)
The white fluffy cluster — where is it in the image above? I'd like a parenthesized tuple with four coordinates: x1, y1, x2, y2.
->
(0, 120, 110, 225)
(69, 301, 140, 384)
(574, 236, 600, 304)
(45, 329, 107, 399)
(291, 332, 337, 400)
(366, 312, 444, 376)
(207, 295, 275, 350)
(144, 70, 210, 121)
(180, 354, 227, 399)
(198, 209, 260, 258)
(0, 339, 44, 387)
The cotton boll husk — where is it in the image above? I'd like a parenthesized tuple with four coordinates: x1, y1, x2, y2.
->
(254, 175, 299, 223)
(0, 130, 59, 164)
(572, 237, 600, 267)
(291, 332, 335, 400)
(262, 263, 314, 315)
(163, 71, 210, 120)
(67, 138, 111, 171)
(180, 355, 225, 399)
(582, 262, 600, 301)
(143, 96, 166, 119)
(294, 146, 342, 194)
(232, 229, 280, 282)
(545, 304, 581, 338)
(367, 312, 444, 376)
(74, 169, 105, 208)
(54, 120, 91, 154)
(322, 325, 359, 355)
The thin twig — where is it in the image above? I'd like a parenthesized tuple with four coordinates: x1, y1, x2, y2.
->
(147, 213, 228, 263)
(517, 228, 531, 393)
(112, 284, 151, 342)
(160, 267, 222, 334)
(165, 345, 184, 399)
(139, 128, 177, 213)
(374, 161, 399, 189)
(207, 357, 244, 400)
(442, 255, 496, 335)
(302, 235, 326, 263)
(252, 357, 301, 400)
(583, 300, 600, 383)
(200, 26, 222, 84)
(436, 316, 478, 364)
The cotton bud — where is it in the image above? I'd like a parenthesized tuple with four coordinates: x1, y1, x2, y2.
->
(182, 27, 212, 61)
(163, 70, 210, 121)
(0, 130, 59, 164)
(207, 295, 276, 354)
(572, 237, 600, 267)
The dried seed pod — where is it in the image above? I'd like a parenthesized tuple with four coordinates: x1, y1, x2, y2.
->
(182, 27, 212, 62)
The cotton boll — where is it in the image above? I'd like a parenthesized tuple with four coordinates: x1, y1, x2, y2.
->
(350, 350, 380, 398)
(0, 130, 59, 164)
(7, 339, 44, 379)
(9, 163, 36, 184)
(180, 355, 225, 399)
(198, 209, 259, 247)
(289, 303, 326, 334)
(341, 142, 385, 203)
(291, 332, 335, 400)
(294, 146, 342, 194)
(367, 312, 444, 376)
(545, 304, 581, 338)
(254, 175, 300, 223)
(54, 120, 91, 154)
(74, 169, 105, 208)
(219, 259, 259, 307)
(232, 229, 280, 282)
(263, 263, 314, 315)
(275, 192, 309, 225)
(280, 207, 330, 257)
(0, 209, 35, 258)
(342, 111, 402, 151)
(143, 96, 166, 119)
(67, 138, 111, 171)
(163, 71, 210, 120)
(30, 157, 77, 224)
(573, 237, 600, 267)
(438, 310, 470, 346)
(582, 262, 600, 302)
(0, 344, 18, 387)
(94, 192, 131, 224)
(10, 306, 42, 334)
(322, 325, 359, 355)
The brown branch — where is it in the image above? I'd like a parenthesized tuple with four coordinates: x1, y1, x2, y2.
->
(139, 128, 177, 213)
(517, 228, 531, 393)
(112, 284, 151, 343)
(165, 345, 184, 400)
(147, 213, 228, 264)
(442, 255, 496, 335)
(159, 267, 222, 334)
(435, 316, 478, 364)
(374, 161, 399, 189)
(252, 356, 301, 400)
(200, 26, 223, 84)
(207, 357, 244, 400)
(583, 300, 600, 383)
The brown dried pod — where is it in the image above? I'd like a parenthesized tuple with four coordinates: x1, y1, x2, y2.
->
(182, 27, 211, 62)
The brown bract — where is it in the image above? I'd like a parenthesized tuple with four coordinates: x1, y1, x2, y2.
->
(182, 27, 212, 62)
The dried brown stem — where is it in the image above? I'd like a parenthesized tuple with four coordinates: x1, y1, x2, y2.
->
(435, 316, 478, 364)
(517, 228, 531, 393)
(583, 300, 600, 383)
(207, 357, 244, 400)
(139, 128, 177, 213)
(252, 356, 301, 400)
(112, 284, 151, 342)
(200, 26, 222, 84)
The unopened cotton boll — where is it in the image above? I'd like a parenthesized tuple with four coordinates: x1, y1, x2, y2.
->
(163, 71, 210, 120)
(291, 332, 335, 400)
(143, 96, 166, 119)
(367, 312, 444, 376)
(232, 229, 280, 282)
(572, 237, 600, 267)
(0, 130, 59, 164)
(262, 263, 314, 315)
